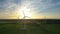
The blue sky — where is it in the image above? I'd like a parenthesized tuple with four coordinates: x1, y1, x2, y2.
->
(0, 0, 60, 19)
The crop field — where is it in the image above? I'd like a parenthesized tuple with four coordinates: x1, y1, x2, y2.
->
(0, 19, 60, 34)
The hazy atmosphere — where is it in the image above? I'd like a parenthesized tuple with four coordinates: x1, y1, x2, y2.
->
(0, 0, 60, 19)
(0, 0, 60, 34)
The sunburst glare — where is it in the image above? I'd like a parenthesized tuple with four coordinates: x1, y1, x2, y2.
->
(17, 6, 32, 19)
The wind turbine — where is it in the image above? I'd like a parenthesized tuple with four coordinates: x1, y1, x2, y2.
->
(16, 7, 31, 30)
(16, 11, 27, 30)
(22, 11, 27, 30)
(44, 16, 46, 24)
(21, 10, 31, 30)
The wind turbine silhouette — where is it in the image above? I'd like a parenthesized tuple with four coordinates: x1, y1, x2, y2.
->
(21, 11, 31, 30)
(16, 11, 27, 30)
(23, 10, 28, 19)
(16, 8, 31, 30)
(44, 16, 46, 24)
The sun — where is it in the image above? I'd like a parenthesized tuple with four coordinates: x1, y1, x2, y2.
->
(18, 7, 31, 19)
(23, 7, 30, 16)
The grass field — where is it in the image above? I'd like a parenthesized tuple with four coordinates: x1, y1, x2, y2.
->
(0, 19, 60, 34)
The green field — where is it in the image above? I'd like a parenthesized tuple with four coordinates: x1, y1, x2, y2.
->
(0, 22, 60, 34)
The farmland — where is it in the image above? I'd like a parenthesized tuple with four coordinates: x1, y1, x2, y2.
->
(0, 19, 60, 34)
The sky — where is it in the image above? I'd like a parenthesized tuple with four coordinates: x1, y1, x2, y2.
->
(0, 0, 60, 19)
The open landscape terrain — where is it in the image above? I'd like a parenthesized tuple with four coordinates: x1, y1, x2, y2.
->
(0, 19, 60, 34)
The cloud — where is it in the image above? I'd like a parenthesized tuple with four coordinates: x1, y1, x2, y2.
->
(0, 0, 60, 19)
(56, 2, 60, 4)
(20, 0, 53, 15)
(0, 0, 22, 19)
(0, 0, 22, 11)
(21, 0, 53, 12)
